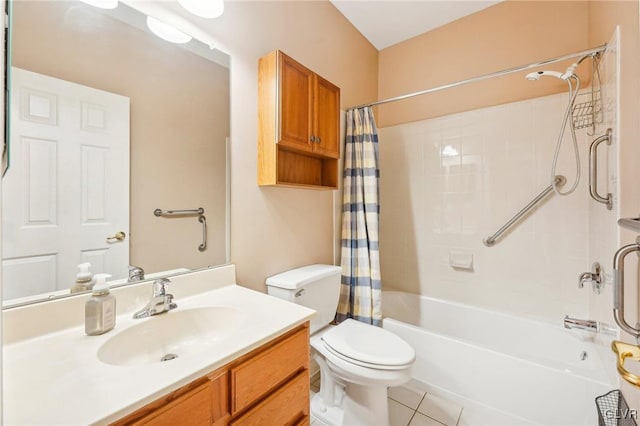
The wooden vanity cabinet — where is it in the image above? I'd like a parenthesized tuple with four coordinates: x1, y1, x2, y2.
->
(258, 50, 340, 189)
(112, 323, 310, 426)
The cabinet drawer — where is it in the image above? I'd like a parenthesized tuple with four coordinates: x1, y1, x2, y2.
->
(231, 327, 309, 413)
(133, 381, 211, 426)
(229, 372, 309, 426)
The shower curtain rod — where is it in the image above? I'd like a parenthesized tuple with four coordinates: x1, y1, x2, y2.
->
(347, 44, 607, 111)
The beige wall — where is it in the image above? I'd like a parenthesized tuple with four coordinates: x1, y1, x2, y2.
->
(587, 0, 640, 401)
(11, 1, 229, 275)
(377, 1, 590, 127)
(10, 0, 379, 293)
(178, 1, 379, 291)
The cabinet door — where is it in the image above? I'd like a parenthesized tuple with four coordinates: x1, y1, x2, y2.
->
(313, 75, 340, 159)
(279, 54, 313, 153)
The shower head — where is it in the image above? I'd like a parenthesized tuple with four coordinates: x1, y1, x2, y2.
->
(525, 63, 578, 81)
(525, 70, 565, 81)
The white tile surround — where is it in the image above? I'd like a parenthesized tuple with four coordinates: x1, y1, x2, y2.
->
(588, 28, 620, 330)
(378, 91, 601, 321)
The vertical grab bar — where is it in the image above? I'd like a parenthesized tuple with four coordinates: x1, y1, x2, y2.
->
(612, 236, 640, 339)
(154, 208, 207, 252)
(589, 128, 612, 210)
(198, 215, 207, 252)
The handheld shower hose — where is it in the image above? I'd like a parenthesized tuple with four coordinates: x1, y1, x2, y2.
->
(526, 65, 581, 196)
(551, 73, 581, 196)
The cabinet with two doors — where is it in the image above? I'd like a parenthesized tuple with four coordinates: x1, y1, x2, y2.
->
(258, 50, 341, 189)
(112, 323, 310, 426)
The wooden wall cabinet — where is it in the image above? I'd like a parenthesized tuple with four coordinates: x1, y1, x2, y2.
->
(112, 324, 310, 426)
(258, 50, 340, 190)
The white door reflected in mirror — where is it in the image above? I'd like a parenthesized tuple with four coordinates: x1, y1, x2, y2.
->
(2, 68, 130, 300)
(3, 1, 230, 307)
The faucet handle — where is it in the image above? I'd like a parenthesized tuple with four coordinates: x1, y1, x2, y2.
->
(128, 264, 145, 282)
(166, 293, 178, 310)
(578, 262, 603, 293)
(152, 278, 171, 296)
(578, 272, 592, 288)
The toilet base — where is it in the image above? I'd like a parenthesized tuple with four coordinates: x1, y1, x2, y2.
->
(310, 384, 390, 426)
(342, 383, 389, 426)
(311, 392, 344, 426)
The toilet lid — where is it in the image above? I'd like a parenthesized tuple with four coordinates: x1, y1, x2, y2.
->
(321, 319, 415, 367)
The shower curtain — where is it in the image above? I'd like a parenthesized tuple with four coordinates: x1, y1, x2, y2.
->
(336, 107, 382, 326)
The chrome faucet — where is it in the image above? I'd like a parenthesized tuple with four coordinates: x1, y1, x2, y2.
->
(578, 262, 603, 294)
(564, 315, 599, 333)
(128, 265, 145, 282)
(133, 278, 177, 319)
(563, 315, 616, 335)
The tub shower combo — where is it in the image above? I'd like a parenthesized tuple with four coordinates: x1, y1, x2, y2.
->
(347, 32, 640, 424)
(382, 291, 614, 425)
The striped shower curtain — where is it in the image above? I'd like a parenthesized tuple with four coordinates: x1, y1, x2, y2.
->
(335, 107, 382, 326)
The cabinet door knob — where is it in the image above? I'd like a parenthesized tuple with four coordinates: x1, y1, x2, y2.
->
(317, 137, 321, 143)
(310, 136, 316, 143)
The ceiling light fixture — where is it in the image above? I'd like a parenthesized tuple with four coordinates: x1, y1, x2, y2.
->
(146, 16, 192, 44)
(178, 0, 224, 19)
(79, 0, 118, 9)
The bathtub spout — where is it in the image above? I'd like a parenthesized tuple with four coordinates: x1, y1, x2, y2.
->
(564, 315, 599, 332)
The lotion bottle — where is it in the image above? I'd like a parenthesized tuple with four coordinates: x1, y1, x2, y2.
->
(71, 262, 93, 293)
(85, 273, 116, 336)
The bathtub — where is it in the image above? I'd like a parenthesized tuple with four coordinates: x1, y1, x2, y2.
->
(382, 291, 617, 425)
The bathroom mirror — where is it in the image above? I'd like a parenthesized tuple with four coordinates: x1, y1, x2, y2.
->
(2, 0, 230, 307)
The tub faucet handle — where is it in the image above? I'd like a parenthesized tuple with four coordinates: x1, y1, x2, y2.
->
(578, 272, 592, 288)
(578, 262, 603, 294)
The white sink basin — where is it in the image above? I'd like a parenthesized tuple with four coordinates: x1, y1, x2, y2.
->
(97, 307, 241, 366)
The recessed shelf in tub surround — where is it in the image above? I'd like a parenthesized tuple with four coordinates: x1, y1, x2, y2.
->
(449, 251, 474, 271)
(3, 265, 315, 425)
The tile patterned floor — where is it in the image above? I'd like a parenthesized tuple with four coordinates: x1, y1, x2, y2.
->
(310, 375, 465, 426)
(309, 372, 532, 426)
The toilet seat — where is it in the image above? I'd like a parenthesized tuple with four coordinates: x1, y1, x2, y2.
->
(321, 319, 415, 370)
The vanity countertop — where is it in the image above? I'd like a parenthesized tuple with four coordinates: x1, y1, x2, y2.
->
(3, 267, 314, 425)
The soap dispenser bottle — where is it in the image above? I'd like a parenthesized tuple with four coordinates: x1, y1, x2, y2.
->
(71, 262, 93, 293)
(85, 273, 116, 336)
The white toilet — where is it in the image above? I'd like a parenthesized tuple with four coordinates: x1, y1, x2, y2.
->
(266, 264, 415, 426)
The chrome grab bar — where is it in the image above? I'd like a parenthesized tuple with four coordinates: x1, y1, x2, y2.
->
(612, 236, 640, 339)
(618, 217, 640, 233)
(154, 208, 208, 252)
(154, 207, 204, 217)
(483, 175, 566, 247)
(588, 128, 612, 210)
(198, 215, 207, 252)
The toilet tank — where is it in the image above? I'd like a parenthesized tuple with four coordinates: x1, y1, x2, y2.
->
(266, 264, 342, 334)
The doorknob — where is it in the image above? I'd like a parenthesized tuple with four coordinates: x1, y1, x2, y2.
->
(106, 231, 126, 242)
